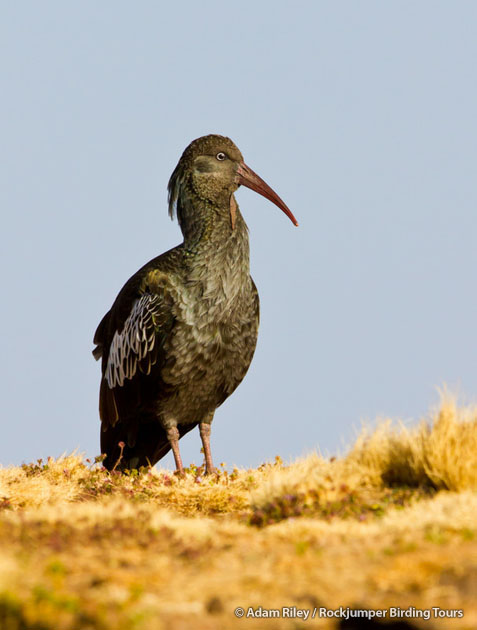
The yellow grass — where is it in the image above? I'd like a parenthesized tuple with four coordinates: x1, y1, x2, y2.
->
(1, 397, 476, 629)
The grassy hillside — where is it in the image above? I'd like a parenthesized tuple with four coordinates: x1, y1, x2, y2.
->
(1, 398, 476, 630)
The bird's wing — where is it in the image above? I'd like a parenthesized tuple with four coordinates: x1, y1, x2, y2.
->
(93, 251, 180, 428)
(103, 292, 168, 388)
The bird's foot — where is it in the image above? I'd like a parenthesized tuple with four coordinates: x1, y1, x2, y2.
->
(199, 422, 216, 476)
(167, 426, 185, 477)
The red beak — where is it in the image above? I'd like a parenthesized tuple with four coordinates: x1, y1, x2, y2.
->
(236, 162, 299, 226)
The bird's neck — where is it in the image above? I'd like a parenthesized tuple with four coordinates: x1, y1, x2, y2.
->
(178, 192, 251, 303)
(179, 193, 249, 261)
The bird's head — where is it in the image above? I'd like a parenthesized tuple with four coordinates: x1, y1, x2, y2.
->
(168, 134, 298, 232)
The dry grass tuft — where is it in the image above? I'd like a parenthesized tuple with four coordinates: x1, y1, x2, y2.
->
(348, 397, 477, 490)
(250, 397, 477, 527)
(1, 397, 476, 629)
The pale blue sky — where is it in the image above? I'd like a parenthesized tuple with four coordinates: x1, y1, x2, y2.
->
(1, 1, 476, 468)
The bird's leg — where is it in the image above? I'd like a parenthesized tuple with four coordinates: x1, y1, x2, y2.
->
(166, 426, 184, 475)
(199, 422, 216, 475)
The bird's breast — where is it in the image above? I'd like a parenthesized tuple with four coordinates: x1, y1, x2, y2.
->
(159, 273, 259, 420)
(172, 273, 257, 359)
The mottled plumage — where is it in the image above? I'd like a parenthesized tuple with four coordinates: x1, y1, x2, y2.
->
(93, 135, 297, 473)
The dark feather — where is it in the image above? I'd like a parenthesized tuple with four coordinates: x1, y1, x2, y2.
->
(93, 249, 179, 436)
(101, 417, 197, 471)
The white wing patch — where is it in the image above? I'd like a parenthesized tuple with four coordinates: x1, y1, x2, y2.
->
(105, 294, 162, 388)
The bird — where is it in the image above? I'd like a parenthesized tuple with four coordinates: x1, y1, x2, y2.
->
(93, 134, 298, 474)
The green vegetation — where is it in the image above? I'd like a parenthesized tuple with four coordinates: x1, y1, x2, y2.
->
(0, 397, 476, 629)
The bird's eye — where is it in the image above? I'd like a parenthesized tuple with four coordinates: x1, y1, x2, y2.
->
(216, 152, 226, 161)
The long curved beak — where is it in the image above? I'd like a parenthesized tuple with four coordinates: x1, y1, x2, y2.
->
(236, 162, 299, 226)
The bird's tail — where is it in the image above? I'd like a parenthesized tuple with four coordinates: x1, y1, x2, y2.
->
(100, 418, 197, 471)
